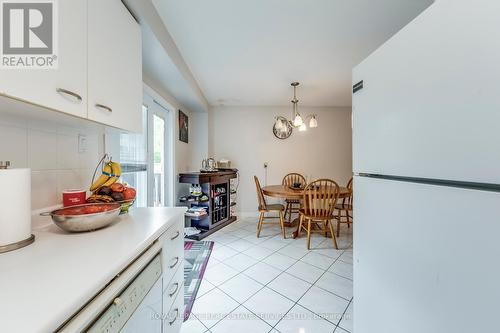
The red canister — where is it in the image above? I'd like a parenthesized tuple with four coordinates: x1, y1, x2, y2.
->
(62, 189, 86, 207)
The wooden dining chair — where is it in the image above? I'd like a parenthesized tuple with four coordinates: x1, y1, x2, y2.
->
(282, 173, 306, 222)
(254, 176, 286, 239)
(297, 179, 340, 249)
(334, 177, 353, 237)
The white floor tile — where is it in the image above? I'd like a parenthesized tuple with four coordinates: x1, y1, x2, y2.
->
(315, 272, 353, 300)
(210, 306, 273, 333)
(243, 262, 283, 285)
(336, 238, 353, 250)
(278, 244, 311, 260)
(289, 234, 326, 249)
(191, 288, 239, 329)
(311, 246, 344, 260)
(286, 261, 325, 284)
(298, 286, 349, 325)
(219, 273, 264, 303)
(259, 238, 288, 251)
(262, 252, 297, 271)
(257, 227, 283, 238)
(211, 234, 241, 245)
(241, 234, 270, 244)
(205, 257, 222, 271)
(278, 244, 310, 260)
(243, 245, 275, 260)
(197, 279, 216, 298)
(338, 301, 353, 332)
(339, 251, 353, 264)
(211, 245, 239, 261)
(229, 229, 255, 238)
(274, 304, 337, 333)
(240, 223, 258, 232)
(243, 287, 295, 326)
(181, 314, 209, 333)
(223, 253, 259, 272)
(328, 260, 353, 280)
(204, 263, 239, 286)
(300, 252, 336, 270)
(226, 239, 255, 252)
(268, 272, 312, 302)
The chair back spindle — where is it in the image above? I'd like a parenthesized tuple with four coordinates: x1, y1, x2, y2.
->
(342, 177, 353, 207)
(282, 173, 306, 188)
(302, 179, 340, 219)
(254, 176, 267, 211)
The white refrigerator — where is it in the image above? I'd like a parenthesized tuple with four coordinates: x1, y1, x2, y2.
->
(352, 1, 500, 332)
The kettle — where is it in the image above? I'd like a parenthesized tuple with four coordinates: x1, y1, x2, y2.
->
(201, 158, 216, 171)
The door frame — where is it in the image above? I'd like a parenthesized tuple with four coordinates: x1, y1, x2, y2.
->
(143, 84, 175, 207)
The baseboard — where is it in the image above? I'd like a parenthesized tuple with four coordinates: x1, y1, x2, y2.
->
(235, 211, 259, 219)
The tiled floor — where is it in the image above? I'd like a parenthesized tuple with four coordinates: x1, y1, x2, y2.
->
(182, 216, 353, 333)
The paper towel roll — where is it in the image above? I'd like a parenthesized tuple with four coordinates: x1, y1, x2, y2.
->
(0, 168, 31, 246)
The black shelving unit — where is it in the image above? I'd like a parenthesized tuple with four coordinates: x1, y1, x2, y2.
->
(179, 170, 237, 240)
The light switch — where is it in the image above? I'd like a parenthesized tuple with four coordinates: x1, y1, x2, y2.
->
(78, 134, 87, 153)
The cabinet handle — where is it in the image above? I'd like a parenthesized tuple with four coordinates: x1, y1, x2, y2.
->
(56, 88, 82, 102)
(169, 308, 179, 325)
(169, 256, 179, 269)
(95, 103, 113, 113)
(170, 231, 180, 240)
(169, 282, 179, 297)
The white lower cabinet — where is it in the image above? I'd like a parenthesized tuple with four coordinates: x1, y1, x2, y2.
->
(163, 283, 184, 333)
(161, 223, 185, 333)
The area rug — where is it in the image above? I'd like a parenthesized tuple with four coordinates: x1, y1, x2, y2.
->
(184, 240, 214, 321)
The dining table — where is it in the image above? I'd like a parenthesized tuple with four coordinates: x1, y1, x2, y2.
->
(261, 184, 351, 238)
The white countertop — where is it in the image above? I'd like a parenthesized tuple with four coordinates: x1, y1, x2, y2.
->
(0, 207, 186, 333)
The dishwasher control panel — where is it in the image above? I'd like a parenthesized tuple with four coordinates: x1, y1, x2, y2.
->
(86, 254, 162, 333)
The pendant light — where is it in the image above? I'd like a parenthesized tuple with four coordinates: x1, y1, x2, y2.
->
(273, 82, 318, 136)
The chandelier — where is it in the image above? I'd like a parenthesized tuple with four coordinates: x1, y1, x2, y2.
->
(274, 82, 317, 134)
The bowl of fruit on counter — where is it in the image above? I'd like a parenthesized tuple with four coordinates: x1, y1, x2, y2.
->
(88, 155, 137, 214)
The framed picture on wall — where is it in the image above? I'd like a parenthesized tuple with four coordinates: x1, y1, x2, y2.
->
(179, 110, 189, 143)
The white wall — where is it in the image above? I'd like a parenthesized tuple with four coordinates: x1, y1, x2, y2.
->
(209, 106, 352, 213)
(0, 108, 104, 211)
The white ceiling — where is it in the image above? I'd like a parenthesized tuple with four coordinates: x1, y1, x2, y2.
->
(152, 0, 433, 107)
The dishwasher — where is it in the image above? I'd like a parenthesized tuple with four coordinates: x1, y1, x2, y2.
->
(59, 241, 168, 333)
(87, 254, 162, 333)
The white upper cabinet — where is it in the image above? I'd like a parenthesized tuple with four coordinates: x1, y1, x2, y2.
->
(87, 0, 143, 133)
(0, 0, 87, 118)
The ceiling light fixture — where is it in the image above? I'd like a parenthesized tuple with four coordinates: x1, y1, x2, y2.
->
(273, 82, 318, 137)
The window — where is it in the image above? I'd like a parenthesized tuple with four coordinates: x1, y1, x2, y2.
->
(119, 105, 148, 207)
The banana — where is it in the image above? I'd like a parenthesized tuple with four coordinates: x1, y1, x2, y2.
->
(90, 162, 113, 191)
(101, 161, 122, 187)
(111, 161, 122, 177)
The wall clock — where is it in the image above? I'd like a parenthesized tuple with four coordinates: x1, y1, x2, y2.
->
(273, 116, 293, 139)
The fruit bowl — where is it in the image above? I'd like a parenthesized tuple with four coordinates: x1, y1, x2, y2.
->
(118, 199, 136, 214)
(41, 203, 121, 232)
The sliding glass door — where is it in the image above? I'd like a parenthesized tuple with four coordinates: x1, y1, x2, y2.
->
(118, 92, 172, 207)
(145, 93, 171, 207)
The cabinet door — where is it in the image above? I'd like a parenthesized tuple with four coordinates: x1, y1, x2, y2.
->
(87, 0, 142, 132)
(0, 0, 87, 118)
